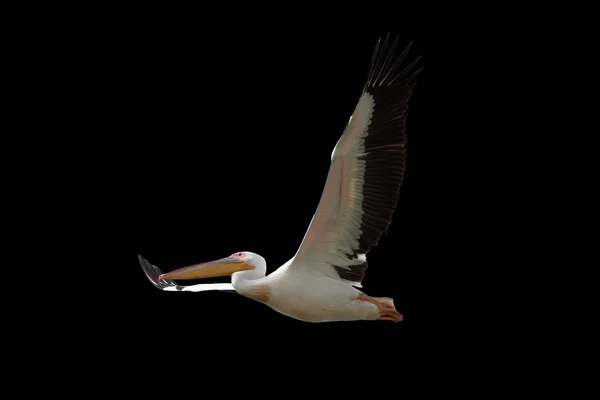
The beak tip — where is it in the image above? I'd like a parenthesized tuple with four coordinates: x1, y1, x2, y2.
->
(158, 274, 165, 281)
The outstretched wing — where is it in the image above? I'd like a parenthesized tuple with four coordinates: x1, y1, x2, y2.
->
(291, 35, 420, 286)
(139, 255, 236, 293)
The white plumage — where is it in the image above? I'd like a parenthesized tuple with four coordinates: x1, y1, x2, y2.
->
(139, 35, 421, 323)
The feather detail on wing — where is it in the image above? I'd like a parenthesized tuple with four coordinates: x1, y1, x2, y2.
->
(291, 34, 421, 286)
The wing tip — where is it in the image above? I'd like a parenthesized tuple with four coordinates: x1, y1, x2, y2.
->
(365, 34, 421, 89)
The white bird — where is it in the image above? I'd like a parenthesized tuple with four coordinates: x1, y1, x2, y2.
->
(139, 34, 421, 323)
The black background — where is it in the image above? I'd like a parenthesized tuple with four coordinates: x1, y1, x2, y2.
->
(91, 21, 440, 344)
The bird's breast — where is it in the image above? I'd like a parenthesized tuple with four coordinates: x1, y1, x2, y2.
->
(263, 273, 365, 322)
(238, 283, 272, 304)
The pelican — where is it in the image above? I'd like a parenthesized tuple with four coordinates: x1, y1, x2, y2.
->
(139, 34, 421, 323)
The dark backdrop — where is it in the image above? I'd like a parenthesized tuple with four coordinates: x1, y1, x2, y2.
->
(97, 26, 437, 342)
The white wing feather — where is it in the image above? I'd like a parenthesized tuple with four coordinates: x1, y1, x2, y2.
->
(290, 93, 375, 285)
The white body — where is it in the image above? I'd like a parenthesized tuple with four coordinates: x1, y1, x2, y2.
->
(233, 259, 379, 322)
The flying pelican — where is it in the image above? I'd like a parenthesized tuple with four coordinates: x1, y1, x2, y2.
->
(139, 34, 421, 323)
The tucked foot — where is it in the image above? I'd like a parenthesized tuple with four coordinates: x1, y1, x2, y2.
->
(357, 293, 404, 322)
(377, 309, 404, 322)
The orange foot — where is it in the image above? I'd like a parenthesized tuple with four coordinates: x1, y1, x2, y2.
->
(357, 293, 404, 322)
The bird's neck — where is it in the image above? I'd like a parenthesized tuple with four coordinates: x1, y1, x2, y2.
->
(231, 269, 263, 289)
(231, 271, 271, 304)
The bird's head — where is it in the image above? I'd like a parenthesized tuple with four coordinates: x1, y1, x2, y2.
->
(158, 251, 266, 281)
